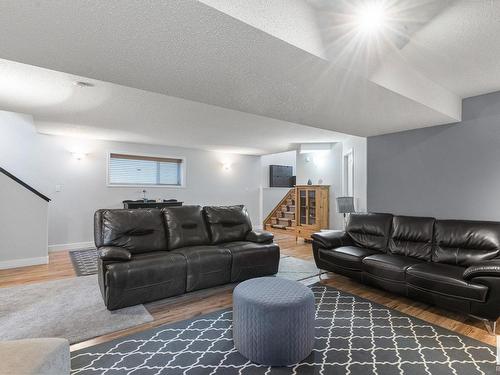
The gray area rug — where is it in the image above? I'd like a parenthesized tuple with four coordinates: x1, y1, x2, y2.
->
(71, 284, 496, 375)
(0, 275, 153, 344)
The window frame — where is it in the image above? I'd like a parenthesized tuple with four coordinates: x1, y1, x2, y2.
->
(106, 151, 186, 188)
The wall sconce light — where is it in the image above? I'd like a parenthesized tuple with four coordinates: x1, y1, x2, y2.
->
(222, 162, 231, 171)
(72, 152, 87, 160)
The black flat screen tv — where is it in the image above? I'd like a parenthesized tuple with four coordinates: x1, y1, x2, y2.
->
(269, 165, 294, 187)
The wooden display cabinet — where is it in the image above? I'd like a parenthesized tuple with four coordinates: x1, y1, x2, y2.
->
(295, 185, 330, 241)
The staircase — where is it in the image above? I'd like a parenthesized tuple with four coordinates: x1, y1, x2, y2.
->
(263, 188, 296, 233)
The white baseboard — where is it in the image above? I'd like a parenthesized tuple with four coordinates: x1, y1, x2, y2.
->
(0, 256, 48, 270)
(48, 241, 94, 252)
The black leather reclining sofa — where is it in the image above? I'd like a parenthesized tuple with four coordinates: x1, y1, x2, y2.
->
(94, 205, 280, 310)
(312, 213, 500, 331)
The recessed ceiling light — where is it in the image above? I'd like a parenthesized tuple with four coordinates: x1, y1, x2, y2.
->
(355, 2, 387, 33)
(74, 81, 95, 88)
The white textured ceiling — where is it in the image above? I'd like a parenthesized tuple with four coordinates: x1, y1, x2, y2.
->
(0, 59, 353, 155)
(0, 0, 498, 154)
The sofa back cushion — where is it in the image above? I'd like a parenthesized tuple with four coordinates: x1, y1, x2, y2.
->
(389, 215, 435, 260)
(203, 205, 252, 244)
(94, 209, 167, 253)
(433, 220, 500, 266)
(162, 205, 210, 250)
(346, 213, 393, 251)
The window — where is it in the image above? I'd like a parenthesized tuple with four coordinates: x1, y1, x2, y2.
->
(108, 153, 183, 186)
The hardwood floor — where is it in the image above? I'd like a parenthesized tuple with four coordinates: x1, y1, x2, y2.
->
(0, 232, 497, 352)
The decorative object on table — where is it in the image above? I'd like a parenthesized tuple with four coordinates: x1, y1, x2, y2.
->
(233, 277, 315, 366)
(142, 189, 147, 202)
(307, 179, 312, 185)
(71, 284, 496, 374)
(318, 178, 323, 184)
(336, 196, 355, 228)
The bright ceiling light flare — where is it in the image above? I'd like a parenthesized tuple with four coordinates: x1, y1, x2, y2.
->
(355, 2, 387, 33)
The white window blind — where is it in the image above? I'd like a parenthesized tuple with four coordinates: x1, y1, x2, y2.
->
(108, 153, 182, 186)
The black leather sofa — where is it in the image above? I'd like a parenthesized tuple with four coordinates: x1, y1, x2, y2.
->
(312, 213, 500, 332)
(94, 205, 280, 310)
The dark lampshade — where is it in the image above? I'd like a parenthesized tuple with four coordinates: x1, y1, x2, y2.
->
(337, 196, 355, 214)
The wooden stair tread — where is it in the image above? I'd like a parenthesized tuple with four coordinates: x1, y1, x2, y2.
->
(271, 224, 287, 229)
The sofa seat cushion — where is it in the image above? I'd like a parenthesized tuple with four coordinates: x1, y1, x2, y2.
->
(318, 246, 379, 271)
(406, 263, 488, 302)
(362, 254, 424, 282)
(221, 241, 280, 282)
(105, 252, 186, 290)
(172, 246, 232, 292)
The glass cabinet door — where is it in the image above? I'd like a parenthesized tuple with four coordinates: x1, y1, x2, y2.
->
(299, 189, 307, 225)
(308, 190, 316, 225)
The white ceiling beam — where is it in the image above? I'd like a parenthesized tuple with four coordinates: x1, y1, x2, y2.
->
(370, 53, 462, 122)
(198, 0, 327, 59)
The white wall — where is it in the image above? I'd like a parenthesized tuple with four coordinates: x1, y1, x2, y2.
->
(260, 151, 296, 223)
(0, 172, 48, 269)
(296, 137, 367, 230)
(0, 111, 261, 249)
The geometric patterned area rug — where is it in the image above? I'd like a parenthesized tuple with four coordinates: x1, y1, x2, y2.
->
(69, 248, 98, 276)
(70, 284, 496, 374)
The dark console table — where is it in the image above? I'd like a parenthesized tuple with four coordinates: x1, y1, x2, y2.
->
(123, 201, 183, 209)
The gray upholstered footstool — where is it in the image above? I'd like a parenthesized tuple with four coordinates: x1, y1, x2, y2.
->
(232, 277, 315, 366)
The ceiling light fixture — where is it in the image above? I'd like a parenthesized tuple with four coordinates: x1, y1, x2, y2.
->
(355, 2, 387, 33)
(74, 81, 95, 88)
(71, 152, 87, 160)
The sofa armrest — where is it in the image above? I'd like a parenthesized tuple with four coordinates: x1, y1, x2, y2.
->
(245, 230, 274, 243)
(311, 230, 353, 249)
(98, 246, 132, 261)
(463, 260, 500, 280)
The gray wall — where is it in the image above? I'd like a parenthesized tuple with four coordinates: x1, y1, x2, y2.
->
(367, 90, 500, 221)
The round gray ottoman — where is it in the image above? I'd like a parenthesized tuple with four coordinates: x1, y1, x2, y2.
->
(232, 277, 315, 366)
